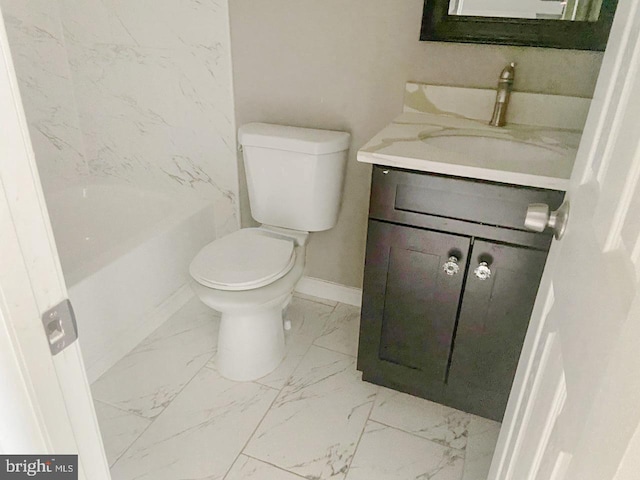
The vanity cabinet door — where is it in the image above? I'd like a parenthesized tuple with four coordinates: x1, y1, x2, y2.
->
(359, 220, 470, 385)
(448, 240, 548, 418)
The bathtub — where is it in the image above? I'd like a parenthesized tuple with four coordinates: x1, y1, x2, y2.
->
(47, 184, 216, 382)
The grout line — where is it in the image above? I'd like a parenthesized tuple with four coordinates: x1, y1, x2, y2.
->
(91, 344, 215, 428)
(93, 398, 152, 422)
(108, 408, 157, 469)
(221, 381, 283, 480)
(365, 418, 468, 453)
(224, 319, 325, 478)
(342, 389, 378, 478)
(105, 297, 354, 476)
(251, 380, 280, 392)
(311, 342, 357, 358)
(107, 351, 217, 469)
(104, 344, 218, 471)
(242, 453, 309, 479)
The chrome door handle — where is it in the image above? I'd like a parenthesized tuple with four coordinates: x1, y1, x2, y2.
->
(524, 201, 570, 240)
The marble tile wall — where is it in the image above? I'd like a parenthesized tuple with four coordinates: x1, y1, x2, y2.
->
(0, 0, 88, 195)
(0, 0, 239, 236)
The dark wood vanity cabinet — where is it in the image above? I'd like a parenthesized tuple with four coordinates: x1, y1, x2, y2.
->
(357, 166, 564, 421)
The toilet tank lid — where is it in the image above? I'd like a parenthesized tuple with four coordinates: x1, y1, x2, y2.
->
(238, 123, 350, 155)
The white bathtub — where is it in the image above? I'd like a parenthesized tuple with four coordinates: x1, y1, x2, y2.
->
(47, 185, 216, 382)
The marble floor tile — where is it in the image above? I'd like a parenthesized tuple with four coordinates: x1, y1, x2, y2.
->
(286, 296, 335, 339)
(92, 297, 219, 418)
(313, 303, 360, 357)
(370, 387, 471, 450)
(461, 416, 501, 480)
(93, 401, 151, 466)
(253, 330, 315, 391)
(225, 455, 306, 480)
(345, 421, 464, 480)
(244, 345, 378, 480)
(110, 367, 278, 480)
(94, 293, 503, 480)
(255, 298, 335, 389)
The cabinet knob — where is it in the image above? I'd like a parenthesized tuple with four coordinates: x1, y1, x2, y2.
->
(442, 256, 461, 276)
(474, 262, 492, 280)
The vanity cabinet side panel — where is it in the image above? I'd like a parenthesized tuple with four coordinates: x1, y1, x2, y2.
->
(448, 239, 548, 418)
(358, 219, 470, 384)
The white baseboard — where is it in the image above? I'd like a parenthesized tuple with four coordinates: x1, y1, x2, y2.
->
(85, 283, 195, 383)
(295, 276, 362, 307)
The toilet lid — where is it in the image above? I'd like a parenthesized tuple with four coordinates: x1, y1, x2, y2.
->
(190, 229, 296, 291)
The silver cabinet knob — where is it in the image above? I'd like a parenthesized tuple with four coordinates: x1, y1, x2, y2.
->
(524, 201, 570, 240)
(443, 256, 460, 276)
(474, 262, 492, 280)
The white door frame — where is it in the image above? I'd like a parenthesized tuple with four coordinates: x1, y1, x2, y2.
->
(0, 9, 110, 479)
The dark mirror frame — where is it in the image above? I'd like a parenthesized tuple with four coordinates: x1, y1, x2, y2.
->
(420, 0, 619, 51)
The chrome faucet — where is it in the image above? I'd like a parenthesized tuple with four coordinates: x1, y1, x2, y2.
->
(489, 62, 516, 127)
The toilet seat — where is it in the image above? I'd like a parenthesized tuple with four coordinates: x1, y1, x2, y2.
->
(190, 229, 296, 291)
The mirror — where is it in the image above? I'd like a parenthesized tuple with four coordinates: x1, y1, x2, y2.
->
(421, 0, 618, 50)
(448, 0, 604, 21)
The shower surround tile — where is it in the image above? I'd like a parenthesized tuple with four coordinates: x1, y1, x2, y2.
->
(371, 387, 471, 450)
(3, 1, 240, 325)
(91, 298, 219, 419)
(110, 367, 278, 480)
(0, 0, 89, 195)
(344, 421, 464, 480)
(58, 0, 239, 235)
(4, 0, 240, 236)
(244, 345, 378, 480)
(66, 40, 238, 231)
(0, 0, 64, 40)
(93, 401, 151, 466)
(58, 0, 230, 49)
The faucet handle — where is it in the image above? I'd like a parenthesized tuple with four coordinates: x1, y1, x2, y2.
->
(500, 62, 516, 82)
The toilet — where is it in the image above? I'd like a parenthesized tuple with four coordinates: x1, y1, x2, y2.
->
(189, 123, 350, 381)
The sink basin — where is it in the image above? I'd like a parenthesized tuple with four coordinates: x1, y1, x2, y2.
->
(421, 134, 566, 163)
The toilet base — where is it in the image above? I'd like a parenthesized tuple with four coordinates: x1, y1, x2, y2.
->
(217, 305, 286, 381)
(190, 239, 306, 382)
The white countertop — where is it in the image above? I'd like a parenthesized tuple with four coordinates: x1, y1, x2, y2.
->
(357, 112, 582, 190)
(357, 84, 588, 191)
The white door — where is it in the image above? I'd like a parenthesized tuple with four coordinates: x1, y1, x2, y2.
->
(0, 9, 110, 480)
(491, 0, 640, 479)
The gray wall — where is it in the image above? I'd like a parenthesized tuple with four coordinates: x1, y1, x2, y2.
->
(229, 0, 603, 288)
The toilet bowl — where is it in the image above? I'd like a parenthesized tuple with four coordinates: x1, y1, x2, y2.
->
(189, 123, 350, 381)
(190, 227, 307, 381)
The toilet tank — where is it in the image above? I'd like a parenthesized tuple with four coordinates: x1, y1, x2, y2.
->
(238, 123, 350, 232)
